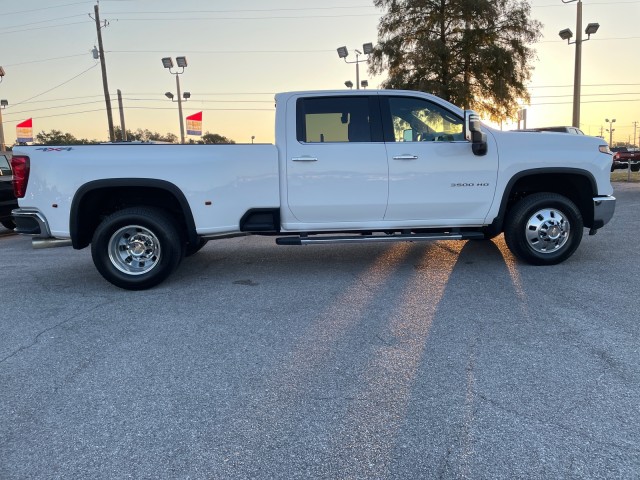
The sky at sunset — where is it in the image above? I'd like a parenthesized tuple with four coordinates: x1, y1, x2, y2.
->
(1, 0, 639, 146)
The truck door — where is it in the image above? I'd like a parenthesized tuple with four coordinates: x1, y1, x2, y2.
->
(381, 95, 498, 223)
(284, 95, 388, 224)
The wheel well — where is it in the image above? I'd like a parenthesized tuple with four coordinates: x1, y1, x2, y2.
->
(499, 172, 596, 230)
(71, 182, 197, 249)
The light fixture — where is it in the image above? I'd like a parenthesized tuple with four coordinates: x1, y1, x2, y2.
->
(0, 100, 8, 107)
(559, 28, 573, 41)
(585, 23, 600, 35)
(344, 80, 353, 89)
(337, 42, 373, 90)
(162, 56, 189, 144)
(360, 80, 368, 89)
(0, 66, 5, 77)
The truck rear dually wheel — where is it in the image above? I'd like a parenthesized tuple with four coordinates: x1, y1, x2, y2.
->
(504, 192, 583, 265)
(91, 207, 183, 290)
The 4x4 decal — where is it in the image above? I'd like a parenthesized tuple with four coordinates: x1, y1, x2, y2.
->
(35, 147, 73, 152)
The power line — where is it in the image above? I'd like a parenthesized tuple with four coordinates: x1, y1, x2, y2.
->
(0, 21, 90, 36)
(1, 108, 106, 125)
(124, 98, 273, 103)
(8, 64, 99, 109)
(109, 13, 381, 22)
(103, 5, 376, 14)
(540, 36, 640, 43)
(110, 49, 332, 54)
(2, 101, 106, 117)
(14, 95, 105, 105)
(3, 53, 89, 67)
(529, 83, 640, 89)
(124, 106, 274, 111)
(1, 14, 87, 29)
(3, 1, 92, 16)
(532, 92, 640, 99)
(529, 99, 640, 106)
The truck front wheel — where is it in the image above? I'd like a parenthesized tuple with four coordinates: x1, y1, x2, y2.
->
(504, 193, 583, 265)
(91, 207, 183, 290)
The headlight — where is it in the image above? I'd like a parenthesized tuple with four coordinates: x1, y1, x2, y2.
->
(599, 145, 612, 155)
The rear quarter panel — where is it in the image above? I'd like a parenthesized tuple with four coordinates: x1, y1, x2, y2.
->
(13, 144, 280, 237)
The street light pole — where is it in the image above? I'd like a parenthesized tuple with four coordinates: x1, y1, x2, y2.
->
(0, 66, 7, 150)
(572, 0, 583, 129)
(175, 74, 185, 144)
(560, 0, 599, 129)
(355, 50, 361, 89)
(162, 56, 189, 144)
(0, 101, 6, 152)
(605, 118, 616, 146)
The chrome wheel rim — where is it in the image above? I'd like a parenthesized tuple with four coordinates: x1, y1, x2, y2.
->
(108, 225, 161, 275)
(525, 208, 570, 254)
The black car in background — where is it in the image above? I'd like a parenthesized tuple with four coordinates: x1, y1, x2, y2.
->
(0, 152, 18, 230)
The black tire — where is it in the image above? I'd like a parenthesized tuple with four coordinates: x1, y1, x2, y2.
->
(503, 192, 583, 266)
(1, 219, 16, 230)
(185, 238, 208, 257)
(631, 164, 640, 173)
(91, 207, 183, 290)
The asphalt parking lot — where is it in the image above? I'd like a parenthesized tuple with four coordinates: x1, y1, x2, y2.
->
(1, 182, 639, 479)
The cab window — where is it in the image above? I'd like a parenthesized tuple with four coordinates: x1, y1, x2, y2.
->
(296, 97, 374, 143)
(387, 97, 463, 142)
(0, 156, 11, 176)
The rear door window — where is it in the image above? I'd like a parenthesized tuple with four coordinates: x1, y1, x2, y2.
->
(296, 96, 382, 143)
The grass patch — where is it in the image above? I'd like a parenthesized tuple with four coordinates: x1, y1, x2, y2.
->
(611, 170, 640, 183)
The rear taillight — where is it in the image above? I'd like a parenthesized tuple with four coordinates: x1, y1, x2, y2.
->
(11, 155, 30, 198)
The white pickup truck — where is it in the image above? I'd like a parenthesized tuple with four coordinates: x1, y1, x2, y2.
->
(10, 89, 615, 290)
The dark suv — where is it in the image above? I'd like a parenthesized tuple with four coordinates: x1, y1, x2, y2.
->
(0, 152, 18, 230)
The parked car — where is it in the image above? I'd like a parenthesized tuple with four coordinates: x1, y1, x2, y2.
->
(515, 126, 585, 135)
(0, 152, 18, 230)
(533, 126, 585, 135)
(610, 147, 640, 172)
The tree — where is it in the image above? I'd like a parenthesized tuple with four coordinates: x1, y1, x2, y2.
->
(187, 132, 236, 144)
(114, 127, 178, 143)
(35, 130, 97, 145)
(370, 0, 542, 121)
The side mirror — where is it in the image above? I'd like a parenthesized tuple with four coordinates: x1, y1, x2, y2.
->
(464, 111, 488, 156)
(402, 129, 413, 142)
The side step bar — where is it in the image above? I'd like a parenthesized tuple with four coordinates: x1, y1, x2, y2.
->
(276, 231, 484, 246)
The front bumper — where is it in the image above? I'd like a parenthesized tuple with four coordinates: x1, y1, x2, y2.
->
(592, 196, 616, 230)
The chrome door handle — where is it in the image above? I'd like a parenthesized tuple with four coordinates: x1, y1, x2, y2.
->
(292, 156, 318, 162)
(393, 155, 418, 160)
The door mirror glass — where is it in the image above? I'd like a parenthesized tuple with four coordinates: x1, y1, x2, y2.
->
(402, 129, 413, 142)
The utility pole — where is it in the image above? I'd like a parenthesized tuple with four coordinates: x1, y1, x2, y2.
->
(633, 121, 638, 148)
(117, 89, 127, 142)
(94, 4, 115, 142)
(0, 106, 5, 151)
